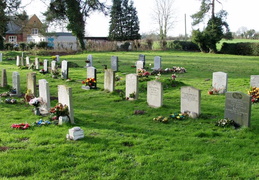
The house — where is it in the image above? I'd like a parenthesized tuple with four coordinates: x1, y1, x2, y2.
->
(5, 14, 46, 44)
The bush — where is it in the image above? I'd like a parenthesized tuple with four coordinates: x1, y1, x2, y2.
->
(4, 43, 14, 50)
(19, 42, 27, 51)
(37, 41, 49, 49)
(220, 42, 259, 55)
(168, 41, 200, 51)
(120, 41, 130, 51)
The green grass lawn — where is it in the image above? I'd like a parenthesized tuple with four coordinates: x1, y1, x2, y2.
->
(1, 50, 259, 179)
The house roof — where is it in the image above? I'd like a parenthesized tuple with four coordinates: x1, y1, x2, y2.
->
(46, 32, 74, 37)
(6, 21, 22, 34)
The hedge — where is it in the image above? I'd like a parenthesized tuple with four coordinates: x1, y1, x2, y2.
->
(220, 42, 259, 56)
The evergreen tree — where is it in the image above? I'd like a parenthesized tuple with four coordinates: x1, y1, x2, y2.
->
(109, 0, 140, 41)
(108, 0, 124, 41)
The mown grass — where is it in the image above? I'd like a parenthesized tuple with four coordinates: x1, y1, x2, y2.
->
(1, 50, 259, 179)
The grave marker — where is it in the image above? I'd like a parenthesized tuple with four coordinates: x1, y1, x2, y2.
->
(51, 60, 57, 71)
(212, 71, 228, 94)
(39, 79, 50, 110)
(104, 69, 115, 92)
(26, 56, 30, 66)
(87, 66, 96, 79)
(86, 54, 93, 67)
(20, 56, 25, 66)
(16, 56, 20, 66)
(153, 56, 161, 70)
(111, 56, 119, 72)
(250, 75, 259, 87)
(56, 55, 60, 62)
(11, 72, 21, 96)
(1, 69, 7, 87)
(61, 60, 69, 79)
(27, 72, 37, 96)
(225, 92, 251, 127)
(147, 80, 163, 108)
(136, 61, 144, 73)
(58, 85, 74, 124)
(181, 86, 201, 118)
(126, 74, 139, 100)
(0, 53, 2, 62)
(139, 54, 145, 66)
(35, 58, 40, 70)
(43, 59, 49, 72)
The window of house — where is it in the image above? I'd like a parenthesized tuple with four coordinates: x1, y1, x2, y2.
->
(31, 28, 38, 35)
(9, 36, 17, 43)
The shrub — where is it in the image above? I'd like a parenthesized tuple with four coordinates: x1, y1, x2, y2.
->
(37, 41, 49, 49)
(220, 42, 259, 55)
(168, 41, 200, 51)
(4, 43, 14, 50)
(19, 42, 27, 51)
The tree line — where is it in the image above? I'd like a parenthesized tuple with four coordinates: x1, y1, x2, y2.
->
(1, 0, 251, 54)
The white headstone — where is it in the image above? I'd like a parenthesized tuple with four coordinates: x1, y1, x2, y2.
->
(212, 72, 228, 94)
(153, 56, 161, 70)
(147, 80, 163, 108)
(61, 60, 69, 79)
(56, 55, 60, 62)
(39, 79, 51, 110)
(12, 72, 21, 96)
(136, 61, 144, 73)
(35, 58, 40, 70)
(26, 56, 30, 66)
(0, 53, 2, 62)
(225, 92, 251, 127)
(86, 54, 93, 67)
(181, 86, 201, 117)
(16, 56, 20, 66)
(43, 59, 49, 72)
(87, 66, 96, 79)
(104, 69, 115, 92)
(111, 56, 119, 72)
(58, 85, 74, 124)
(51, 60, 57, 71)
(126, 74, 139, 100)
(27, 72, 37, 96)
(250, 75, 259, 87)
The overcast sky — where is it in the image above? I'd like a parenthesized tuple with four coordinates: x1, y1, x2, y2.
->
(21, 0, 259, 37)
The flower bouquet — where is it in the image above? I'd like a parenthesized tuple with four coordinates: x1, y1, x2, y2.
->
(82, 78, 96, 89)
(49, 103, 69, 121)
(29, 97, 43, 115)
(11, 123, 30, 130)
(248, 87, 259, 103)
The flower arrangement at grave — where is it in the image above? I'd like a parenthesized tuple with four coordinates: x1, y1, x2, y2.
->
(49, 103, 69, 121)
(153, 116, 169, 123)
(51, 56, 57, 60)
(11, 123, 30, 130)
(170, 113, 187, 120)
(29, 97, 43, 115)
(0, 91, 10, 97)
(24, 89, 34, 102)
(39, 69, 47, 74)
(137, 68, 150, 82)
(5, 98, 17, 104)
(208, 87, 220, 95)
(151, 67, 187, 75)
(248, 87, 259, 103)
(32, 119, 51, 126)
(82, 78, 96, 88)
(215, 118, 235, 127)
(51, 69, 60, 78)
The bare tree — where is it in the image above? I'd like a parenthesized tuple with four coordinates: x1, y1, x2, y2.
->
(152, 0, 176, 41)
